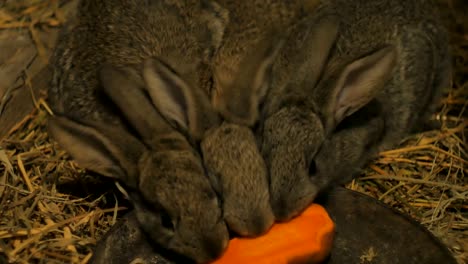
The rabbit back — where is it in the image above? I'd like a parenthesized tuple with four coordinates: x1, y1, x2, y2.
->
(211, 0, 307, 92)
(314, 0, 450, 145)
(49, 0, 227, 124)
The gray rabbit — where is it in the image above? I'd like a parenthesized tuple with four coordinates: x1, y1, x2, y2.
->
(260, 0, 451, 221)
(215, 0, 450, 221)
(205, 0, 321, 235)
(48, 65, 229, 263)
(198, 34, 288, 237)
(47, 0, 233, 262)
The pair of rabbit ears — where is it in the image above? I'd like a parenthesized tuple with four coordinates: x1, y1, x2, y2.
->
(291, 15, 398, 133)
(319, 45, 397, 133)
(138, 59, 221, 141)
(211, 16, 345, 128)
(211, 30, 287, 127)
(98, 58, 221, 143)
(48, 58, 222, 186)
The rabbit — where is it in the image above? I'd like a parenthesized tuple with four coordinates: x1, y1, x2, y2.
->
(201, 0, 321, 234)
(251, 0, 451, 221)
(202, 2, 301, 234)
(187, 1, 294, 237)
(48, 64, 231, 262)
(47, 0, 233, 262)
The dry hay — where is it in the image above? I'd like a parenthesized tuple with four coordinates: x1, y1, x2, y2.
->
(0, 0, 466, 263)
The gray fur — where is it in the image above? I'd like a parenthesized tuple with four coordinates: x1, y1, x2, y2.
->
(259, 0, 451, 221)
(212, 0, 307, 125)
(204, 0, 311, 237)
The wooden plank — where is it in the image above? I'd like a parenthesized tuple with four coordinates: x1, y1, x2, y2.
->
(0, 0, 79, 141)
(0, 30, 37, 100)
(0, 28, 58, 141)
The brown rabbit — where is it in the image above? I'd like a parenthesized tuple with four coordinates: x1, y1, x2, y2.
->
(47, 0, 232, 262)
(48, 64, 230, 263)
(254, 0, 451, 221)
(261, 0, 450, 220)
(203, 0, 320, 235)
(198, 34, 287, 237)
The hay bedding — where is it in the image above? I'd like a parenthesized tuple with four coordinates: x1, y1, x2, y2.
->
(0, 0, 466, 263)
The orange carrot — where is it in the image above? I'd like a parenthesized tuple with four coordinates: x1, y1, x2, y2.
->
(212, 204, 335, 264)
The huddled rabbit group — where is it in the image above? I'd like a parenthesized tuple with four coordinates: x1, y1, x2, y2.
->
(47, 0, 450, 262)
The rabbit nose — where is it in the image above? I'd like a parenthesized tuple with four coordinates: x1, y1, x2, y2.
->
(202, 235, 228, 261)
(226, 210, 275, 237)
(272, 199, 297, 222)
(274, 208, 288, 222)
(272, 187, 317, 222)
(249, 210, 275, 237)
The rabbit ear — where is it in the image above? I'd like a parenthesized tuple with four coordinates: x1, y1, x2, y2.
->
(213, 33, 285, 127)
(142, 58, 220, 140)
(99, 64, 177, 143)
(48, 115, 144, 188)
(324, 45, 397, 131)
(302, 17, 340, 88)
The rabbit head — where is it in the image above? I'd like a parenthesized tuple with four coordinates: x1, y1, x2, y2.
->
(201, 122, 274, 237)
(48, 64, 229, 263)
(259, 17, 398, 221)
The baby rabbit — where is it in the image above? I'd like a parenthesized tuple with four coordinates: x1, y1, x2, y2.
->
(199, 35, 283, 237)
(47, 0, 232, 262)
(204, 0, 312, 234)
(262, 0, 450, 220)
(49, 64, 229, 262)
(256, 0, 451, 221)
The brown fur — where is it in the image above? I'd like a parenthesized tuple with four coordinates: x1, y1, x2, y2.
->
(204, 0, 313, 236)
(258, 0, 451, 221)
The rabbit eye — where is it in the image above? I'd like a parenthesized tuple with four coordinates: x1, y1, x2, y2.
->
(308, 160, 317, 176)
(160, 211, 175, 231)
